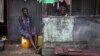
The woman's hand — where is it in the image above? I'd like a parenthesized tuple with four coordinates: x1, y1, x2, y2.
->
(27, 28, 32, 34)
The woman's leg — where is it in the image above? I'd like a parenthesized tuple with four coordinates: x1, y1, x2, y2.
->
(29, 36, 37, 50)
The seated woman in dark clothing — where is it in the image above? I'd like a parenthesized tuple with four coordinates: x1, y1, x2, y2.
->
(18, 7, 36, 50)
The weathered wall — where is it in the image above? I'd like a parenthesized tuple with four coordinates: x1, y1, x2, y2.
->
(43, 16, 100, 49)
(43, 17, 74, 42)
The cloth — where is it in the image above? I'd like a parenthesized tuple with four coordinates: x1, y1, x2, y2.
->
(19, 16, 32, 38)
(42, 0, 57, 4)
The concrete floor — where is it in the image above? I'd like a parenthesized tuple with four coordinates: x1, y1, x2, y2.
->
(0, 44, 41, 56)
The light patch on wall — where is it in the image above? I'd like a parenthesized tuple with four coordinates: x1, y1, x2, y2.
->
(43, 17, 74, 42)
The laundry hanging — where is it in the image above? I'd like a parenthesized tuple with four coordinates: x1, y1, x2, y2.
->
(37, 0, 57, 4)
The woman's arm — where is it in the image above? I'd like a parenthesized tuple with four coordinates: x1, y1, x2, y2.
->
(18, 17, 23, 26)
(28, 17, 32, 34)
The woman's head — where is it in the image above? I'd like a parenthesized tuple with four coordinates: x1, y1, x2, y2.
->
(22, 7, 28, 16)
(58, 6, 67, 15)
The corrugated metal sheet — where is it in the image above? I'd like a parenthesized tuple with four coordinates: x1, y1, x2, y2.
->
(81, 0, 97, 15)
(72, 0, 97, 15)
(7, 0, 42, 40)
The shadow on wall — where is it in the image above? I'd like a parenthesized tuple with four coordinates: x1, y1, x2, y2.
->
(74, 16, 100, 48)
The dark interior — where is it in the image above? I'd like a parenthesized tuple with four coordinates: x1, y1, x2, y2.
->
(0, 0, 7, 37)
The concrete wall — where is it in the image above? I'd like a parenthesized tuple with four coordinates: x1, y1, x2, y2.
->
(43, 16, 100, 49)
